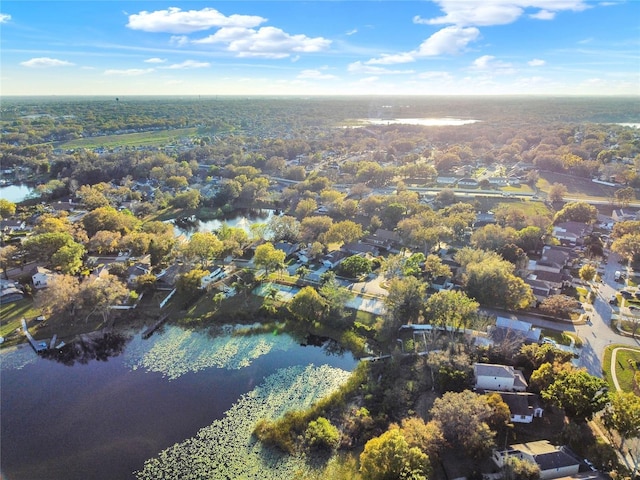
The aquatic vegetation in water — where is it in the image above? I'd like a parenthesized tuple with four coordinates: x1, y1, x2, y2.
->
(134, 364, 351, 479)
(0, 345, 38, 370)
(124, 325, 298, 380)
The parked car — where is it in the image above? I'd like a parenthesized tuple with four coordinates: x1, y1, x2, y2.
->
(621, 290, 633, 299)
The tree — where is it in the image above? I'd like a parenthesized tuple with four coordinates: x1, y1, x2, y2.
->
(82, 206, 140, 237)
(77, 273, 129, 324)
(359, 428, 431, 480)
(322, 220, 363, 245)
(471, 224, 518, 252)
(504, 457, 541, 480)
(553, 201, 598, 225)
(384, 276, 426, 330)
(294, 198, 318, 219)
(539, 294, 581, 319)
(0, 198, 16, 218)
(304, 417, 340, 451)
(429, 390, 496, 459)
(171, 189, 201, 209)
(579, 264, 597, 283)
(422, 254, 451, 281)
(338, 255, 372, 278)
(423, 290, 479, 332)
(463, 257, 534, 310)
(319, 276, 353, 325)
(182, 232, 223, 267)
(300, 215, 333, 243)
(614, 186, 635, 208)
(268, 215, 300, 243)
(541, 369, 609, 420)
(0, 245, 19, 279)
(35, 274, 81, 318)
(398, 417, 444, 460)
(288, 286, 326, 327)
(517, 226, 544, 254)
(548, 183, 568, 202)
(51, 241, 85, 274)
(253, 242, 286, 277)
(602, 391, 640, 451)
(611, 233, 640, 263)
(176, 269, 208, 295)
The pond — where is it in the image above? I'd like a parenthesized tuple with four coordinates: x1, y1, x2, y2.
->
(172, 209, 275, 239)
(0, 184, 38, 203)
(0, 324, 357, 480)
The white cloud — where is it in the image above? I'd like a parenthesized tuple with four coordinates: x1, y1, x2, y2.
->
(348, 61, 414, 75)
(170, 35, 189, 47)
(144, 57, 167, 64)
(416, 71, 454, 81)
(367, 52, 417, 65)
(104, 68, 154, 76)
(194, 26, 331, 59)
(529, 9, 555, 20)
(163, 60, 210, 69)
(417, 1, 589, 27)
(127, 7, 265, 34)
(471, 55, 516, 74)
(0, 13, 11, 23)
(20, 57, 74, 68)
(417, 26, 480, 56)
(528, 58, 546, 66)
(297, 69, 337, 80)
(346, 29, 358, 36)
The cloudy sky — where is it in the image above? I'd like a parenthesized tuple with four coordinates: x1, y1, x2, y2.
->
(1, 1, 639, 96)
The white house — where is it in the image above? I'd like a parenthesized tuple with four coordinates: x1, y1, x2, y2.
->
(474, 363, 528, 392)
(200, 267, 227, 289)
(494, 392, 544, 424)
(32, 266, 56, 289)
(492, 441, 581, 480)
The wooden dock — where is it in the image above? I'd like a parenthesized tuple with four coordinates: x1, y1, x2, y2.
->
(21, 318, 48, 353)
(141, 314, 169, 339)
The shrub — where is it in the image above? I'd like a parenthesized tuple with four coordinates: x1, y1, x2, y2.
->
(304, 417, 340, 450)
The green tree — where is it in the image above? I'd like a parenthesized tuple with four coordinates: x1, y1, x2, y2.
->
(304, 417, 340, 451)
(51, 241, 85, 274)
(288, 286, 326, 328)
(504, 457, 541, 480)
(360, 428, 431, 480)
(398, 417, 445, 461)
(338, 255, 372, 278)
(579, 264, 597, 283)
(384, 276, 426, 330)
(602, 391, 640, 451)
(253, 242, 286, 277)
(323, 220, 364, 245)
(268, 215, 301, 243)
(182, 232, 223, 267)
(423, 290, 479, 331)
(171, 189, 201, 209)
(176, 269, 208, 296)
(541, 369, 609, 420)
(614, 186, 635, 208)
(463, 257, 534, 310)
(0, 198, 17, 218)
(78, 273, 129, 324)
(611, 233, 640, 263)
(429, 390, 496, 459)
(422, 254, 451, 281)
(553, 201, 598, 224)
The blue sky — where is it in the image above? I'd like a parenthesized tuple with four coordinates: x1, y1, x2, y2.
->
(1, 1, 639, 96)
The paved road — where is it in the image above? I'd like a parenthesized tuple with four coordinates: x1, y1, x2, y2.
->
(490, 250, 640, 378)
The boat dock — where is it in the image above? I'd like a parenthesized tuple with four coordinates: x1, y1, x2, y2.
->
(21, 318, 48, 353)
(141, 314, 169, 339)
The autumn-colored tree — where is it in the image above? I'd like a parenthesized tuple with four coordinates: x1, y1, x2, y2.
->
(360, 428, 431, 480)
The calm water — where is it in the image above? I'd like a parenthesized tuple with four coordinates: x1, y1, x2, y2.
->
(0, 184, 37, 203)
(0, 325, 356, 480)
(172, 209, 275, 239)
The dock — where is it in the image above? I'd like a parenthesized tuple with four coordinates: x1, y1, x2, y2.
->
(141, 314, 169, 339)
(21, 318, 48, 353)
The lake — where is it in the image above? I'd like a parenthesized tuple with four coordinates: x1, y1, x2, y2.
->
(0, 184, 37, 203)
(0, 324, 357, 480)
(172, 209, 275, 239)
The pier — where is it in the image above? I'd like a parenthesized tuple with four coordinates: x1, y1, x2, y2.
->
(141, 314, 169, 339)
(21, 318, 48, 353)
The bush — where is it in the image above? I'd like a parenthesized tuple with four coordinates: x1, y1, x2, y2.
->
(304, 417, 340, 450)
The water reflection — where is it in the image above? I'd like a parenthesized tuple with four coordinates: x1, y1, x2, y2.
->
(41, 331, 129, 366)
(172, 208, 275, 238)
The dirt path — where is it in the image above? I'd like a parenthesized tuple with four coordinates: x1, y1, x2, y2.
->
(610, 346, 640, 391)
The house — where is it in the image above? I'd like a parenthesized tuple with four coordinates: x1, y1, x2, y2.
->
(155, 264, 181, 290)
(200, 267, 226, 289)
(342, 242, 379, 256)
(493, 316, 542, 343)
(457, 178, 479, 188)
(431, 275, 454, 292)
(274, 242, 300, 258)
(363, 228, 402, 250)
(492, 441, 581, 480)
(552, 222, 593, 246)
(49, 199, 81, 212)
(32, 266, 56, 289)
(322, 250, 349, 269)
(0, 286, 24, 304)
(488, 176, 509, 186)
(474, 363, 528, 392)
(494, 392, 544, 423)
(436, 176, 458, 186)
(0, 219, 26, 234)
(473, 212, 497, 228)
(126, 263, 150, 286)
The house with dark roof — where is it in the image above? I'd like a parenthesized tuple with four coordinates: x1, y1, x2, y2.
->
(493, 392, 543, 423)
(474, 363, 528, 392)
(492, 441, 581, 479)
(363, 228, 402, 250)
(552, 222, 593, 246)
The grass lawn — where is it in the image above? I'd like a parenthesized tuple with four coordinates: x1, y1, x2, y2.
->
(602, 344, 640, 394)
(0, 298, 41, 340)
(57, 127, 198, 149)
